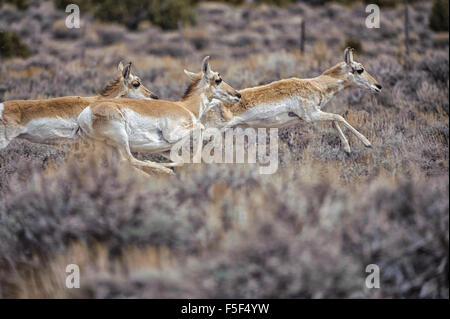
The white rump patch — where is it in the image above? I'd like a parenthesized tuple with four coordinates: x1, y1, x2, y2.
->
(0, 103, 4, 119)
(20, 117, 79, 143)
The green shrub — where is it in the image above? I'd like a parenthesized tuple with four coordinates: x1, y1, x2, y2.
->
(53, 0, 195, 31)
(0, 30, 32, 59)
(429, 0, 449, 32)
(362, 0, 400, 7)
(201, 0, 245, 4)
(303, 0, 415, 6)
(0, 0, 29, 10)
(148, 0, 195, 30)
(201, 0, 295, 6)
(53, 0, 95, 12)
(254, 0, 295, 6)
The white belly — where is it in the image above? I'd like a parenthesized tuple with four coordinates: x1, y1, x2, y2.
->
(19, 117, 79, 144)
(234, 98, 304, 128)
(243, 112, 301, 128)
(123, 109, 173, 152)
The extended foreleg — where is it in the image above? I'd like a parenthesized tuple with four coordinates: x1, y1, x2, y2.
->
(332, 122, 351, 153)
(311, 111, 372, 148)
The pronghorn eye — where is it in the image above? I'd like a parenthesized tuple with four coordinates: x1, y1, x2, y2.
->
(357, 68, 364, 74)
(215, 78, 222, 85)
(133, 82, 140, 88)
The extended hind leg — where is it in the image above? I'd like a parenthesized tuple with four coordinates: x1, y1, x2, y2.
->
(95, 120, 174, 175)
(160, 126, 203, 167)
(97, 142, 152, 178)
(157, 152, 185, 167)
(117, 143, 175, 175)
(220, 118, 243, 133)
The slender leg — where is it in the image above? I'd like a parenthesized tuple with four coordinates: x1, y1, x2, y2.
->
(155, 152, 184, 167)
(161, 126, 200, 167)
(310, 110, 372, 148)
(332, 122, 351, 153)
(93, 120, 174, 175)
(112, 138, 174, 175)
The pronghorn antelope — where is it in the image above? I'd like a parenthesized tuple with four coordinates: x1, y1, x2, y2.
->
(77, 56, 241, 175)
(0, 62, 158, 150)
(213, 48, 382, 153)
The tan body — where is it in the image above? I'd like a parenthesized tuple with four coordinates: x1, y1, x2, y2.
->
(77, 57, 241, 174)
(217, 48, 382, 153)
(1, 96, 99, 147)
(79, 98, 199, 154)
(0, 62, 158, 150)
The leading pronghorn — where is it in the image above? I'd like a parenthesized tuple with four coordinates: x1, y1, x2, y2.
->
(207, 48, 382, 153)
(0, 62, 158, 150)
(77, 56, 241, 175)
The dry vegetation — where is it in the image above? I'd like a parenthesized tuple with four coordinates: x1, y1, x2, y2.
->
(0, 0, 448, 298)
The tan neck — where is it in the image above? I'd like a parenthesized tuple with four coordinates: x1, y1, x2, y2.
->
(100, 76, 125, 98)
(312, 73, 350, 105)
(109, 87, 125, 98)
(179, 86, 211, 120)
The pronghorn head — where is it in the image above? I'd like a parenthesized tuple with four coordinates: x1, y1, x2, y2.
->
(100, 62, 159, 100)
(118, 61, 160, 99)
(342, 47, 382, 93)
(183, 56, 241, 103)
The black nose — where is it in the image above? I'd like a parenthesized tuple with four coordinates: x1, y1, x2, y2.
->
(151, 94, 159, 99)
(375, 84, 382, 90)
(236, 92, 241, 99)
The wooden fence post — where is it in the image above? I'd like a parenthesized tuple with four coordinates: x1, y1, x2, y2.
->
(300, 19, 305, 54)
(404, 2, 410, 57)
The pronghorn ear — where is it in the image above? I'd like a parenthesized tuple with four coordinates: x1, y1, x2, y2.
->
(201, 56, 211, 77)
(184, 69, 197, 81)
(344, 47, 354, 65)
(122, 62, 132, 80)
(118, 61, 124, 73)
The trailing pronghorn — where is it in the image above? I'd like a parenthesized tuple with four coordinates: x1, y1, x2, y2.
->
(210, 48, 382, 153)
(0, 62, 158, 150)
(77, 56, 241, 175)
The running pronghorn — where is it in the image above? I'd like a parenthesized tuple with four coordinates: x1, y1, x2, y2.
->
(0, 62, 158, 150)
(214, 48, 382, 153)
(77, 56, 241, 175)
